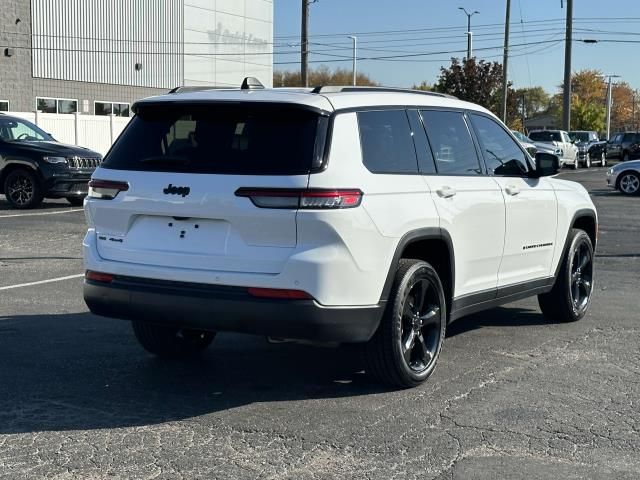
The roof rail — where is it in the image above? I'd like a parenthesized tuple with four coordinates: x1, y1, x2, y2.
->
(168, 86, 232, 94)
(310, 86, 457, 99)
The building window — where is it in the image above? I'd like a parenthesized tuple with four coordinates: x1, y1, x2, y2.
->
(95, 101, 130, 117)
(0, 101, 8, 112)
(36, 97, 78, 114)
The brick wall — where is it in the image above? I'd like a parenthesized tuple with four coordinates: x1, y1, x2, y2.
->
(0, 0, 33, 112)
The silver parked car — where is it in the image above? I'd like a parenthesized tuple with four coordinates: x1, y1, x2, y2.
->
(511, 130, 563, 157)
(606, 160, 640, 195)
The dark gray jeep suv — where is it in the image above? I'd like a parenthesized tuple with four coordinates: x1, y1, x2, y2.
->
(0, 114, 102, 209)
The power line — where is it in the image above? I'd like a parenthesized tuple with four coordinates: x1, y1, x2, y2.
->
(274, 17, 640, 40)
(274, 38, 565, 65)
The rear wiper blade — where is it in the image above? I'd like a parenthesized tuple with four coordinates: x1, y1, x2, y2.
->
(140, 155, 191, 164)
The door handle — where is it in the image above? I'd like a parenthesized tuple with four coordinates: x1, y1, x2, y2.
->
(436, 186, 456, 198)
(505, 185, 521, 196)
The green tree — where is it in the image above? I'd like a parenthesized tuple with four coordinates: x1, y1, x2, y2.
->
(433, 58, 519, 127)
(515, 87, 551, 117)
(553, 69, 606, 131)
(273, 65, 377, 87)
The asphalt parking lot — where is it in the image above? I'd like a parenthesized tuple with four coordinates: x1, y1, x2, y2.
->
(0, 167, 638, 479)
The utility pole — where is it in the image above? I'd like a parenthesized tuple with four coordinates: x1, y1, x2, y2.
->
(562, 0, 573, 131)
(458, 8, 479, 59)
(501, 0, 511, 123)
(633, 90, 637, 130)
(301, 0, 309, 87)
(603, 75, 620, 139)
(521, 92, 526, 132)
(348, 35, 357, 86)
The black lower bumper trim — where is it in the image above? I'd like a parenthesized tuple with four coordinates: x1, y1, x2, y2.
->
(84, 276, 383, 343)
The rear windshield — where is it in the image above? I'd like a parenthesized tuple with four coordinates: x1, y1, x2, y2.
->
(102, 103, 328, 175)
(569, 131, 592, 142)
(529, 131, 561, 142)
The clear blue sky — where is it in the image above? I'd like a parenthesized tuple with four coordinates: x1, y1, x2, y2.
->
(273, 0, 640, 93)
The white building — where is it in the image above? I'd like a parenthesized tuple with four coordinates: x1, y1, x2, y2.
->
(1, 0, 273, 114)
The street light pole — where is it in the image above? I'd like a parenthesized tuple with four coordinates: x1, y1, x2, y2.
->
(348, 35, 357, 86)
(458, 7, 479, 59)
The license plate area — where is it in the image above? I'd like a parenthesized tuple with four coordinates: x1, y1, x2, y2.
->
(125, 216, 230, 255)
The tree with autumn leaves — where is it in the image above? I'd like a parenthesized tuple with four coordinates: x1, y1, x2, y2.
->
(274, 62, 637, 135)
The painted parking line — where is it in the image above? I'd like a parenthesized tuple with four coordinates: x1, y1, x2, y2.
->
(0, 273, 84, 291)
(0, 208, 83, 219)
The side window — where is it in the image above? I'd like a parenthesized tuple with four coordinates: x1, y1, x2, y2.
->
(470, 114, 530, 176)
(407, 110, 436, 174)
(420, 110, 482, 175)
(357, 110, 418, 174)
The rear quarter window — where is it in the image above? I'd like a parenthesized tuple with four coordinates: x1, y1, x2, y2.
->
(102, 103, 327, 175)
(357, 110, 419, 174)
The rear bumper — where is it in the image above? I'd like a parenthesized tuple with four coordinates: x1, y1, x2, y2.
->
(84, 275, 383, 343)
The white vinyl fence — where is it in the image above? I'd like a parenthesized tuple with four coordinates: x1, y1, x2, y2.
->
(7, 111, 132, 156)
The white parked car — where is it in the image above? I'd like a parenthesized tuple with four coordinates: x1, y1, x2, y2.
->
(528, 129, 580, 168)
(83, 80, 598, 388)
(511, 130, 563, 158)
(606, 160, 640, 195)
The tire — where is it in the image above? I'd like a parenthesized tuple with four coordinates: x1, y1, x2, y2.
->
(623, 152, 630, 162)
(3, 169, 44, 209)
(66, 196, 86, 206)
(572, 156, 579, 169)
(601, 152, 607, 167)
(585, 153, 591, 168)
(618, 172, 640, 195)
(538, 229, 594, 322)
(132, 321, 215, 358)
(363, 259, 446, 388)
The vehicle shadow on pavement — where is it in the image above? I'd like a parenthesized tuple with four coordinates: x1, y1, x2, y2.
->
(0, 307, 550, 434)
(446, 306, 552, 337)
(0, 196, 75, 212)
(0, 312, 390, 434)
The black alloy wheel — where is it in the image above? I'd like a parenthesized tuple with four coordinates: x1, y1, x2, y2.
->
(569, 238, 594, 313)
(400, 278, 442, 373)
(538, 229, 594, 322)
(3, 169, 43, 209)
(363, 259, 446, 388)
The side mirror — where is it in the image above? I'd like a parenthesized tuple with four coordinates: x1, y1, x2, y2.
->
(533, 152, 560, 177)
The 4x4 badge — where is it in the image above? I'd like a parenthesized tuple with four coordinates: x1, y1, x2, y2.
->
(163, 184, 190, 197)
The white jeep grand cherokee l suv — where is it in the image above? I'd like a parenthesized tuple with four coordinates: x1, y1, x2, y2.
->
(83, 80, 597, 388)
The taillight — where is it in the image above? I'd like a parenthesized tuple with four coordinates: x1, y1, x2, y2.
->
(85, 270, 114, 283)
(235, 188, 363, 209)
(247, 287, 313, 300)
(88, 179, 129, 200)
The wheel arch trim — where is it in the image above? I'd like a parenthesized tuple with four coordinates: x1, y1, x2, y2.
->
(379, 227, 455, 305)
(553, 208, 598, 280)
(0, 160, 41, 192)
